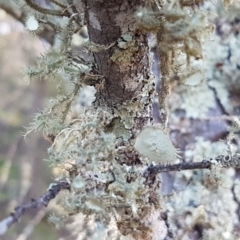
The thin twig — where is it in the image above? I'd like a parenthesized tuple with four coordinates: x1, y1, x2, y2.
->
(24, 0, 70, 17)
(145, 160, 212, 176)
(66, 0, 82, 25)
(0, 181, 70, 236)
(66, 0, 79, 15)
(161, 211, 175, 239)
(0, 3, 56, 45)
(49, 0, 68, 9)
(144, 153, 240, 176)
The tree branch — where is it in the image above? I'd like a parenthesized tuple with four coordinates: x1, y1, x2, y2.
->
(0, 181, 70, 236)
(144, 154, 240, 176)
(145, 160, 211, 176)
(49, 0, 68, 9)
(0, 3, 56, 45)
(25, 0, 69, 17)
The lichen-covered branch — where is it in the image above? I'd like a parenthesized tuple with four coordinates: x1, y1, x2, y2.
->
(25, 0, 69, 17)
(145, 160, 211, 176)
(0, 181, 70, 236)
(144, 154, 240, 176)
(0, 2, 56, 45)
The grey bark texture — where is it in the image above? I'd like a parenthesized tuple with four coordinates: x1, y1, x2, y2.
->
(84, 0, 151, 107)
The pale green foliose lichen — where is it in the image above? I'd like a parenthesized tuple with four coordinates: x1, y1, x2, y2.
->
(134, 125, 179, 164)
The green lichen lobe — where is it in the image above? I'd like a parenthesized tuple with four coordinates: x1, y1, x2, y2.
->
(110, 33, 138, 63)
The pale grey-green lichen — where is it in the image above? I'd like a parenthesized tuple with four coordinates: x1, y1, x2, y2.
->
(179, 85, 216, 118)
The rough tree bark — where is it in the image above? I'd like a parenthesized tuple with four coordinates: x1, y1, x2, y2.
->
(84, 0, 151, 107)
(83, 0, 155, 158)
(83, 1, 164, 239)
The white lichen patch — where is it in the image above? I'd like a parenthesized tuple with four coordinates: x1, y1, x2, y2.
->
(185, 137, 229, 161)
(134, 125, 178, 164)
(25, 15, 39, 31)
(72, 175, 86, 189)
(180, 84, 215, 118)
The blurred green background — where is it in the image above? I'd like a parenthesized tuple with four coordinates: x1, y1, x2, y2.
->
(0, 9, 67, 240)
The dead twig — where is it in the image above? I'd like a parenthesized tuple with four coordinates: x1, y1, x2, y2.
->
(0, 181, 70, 236)
(144, 153, 240, 176)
